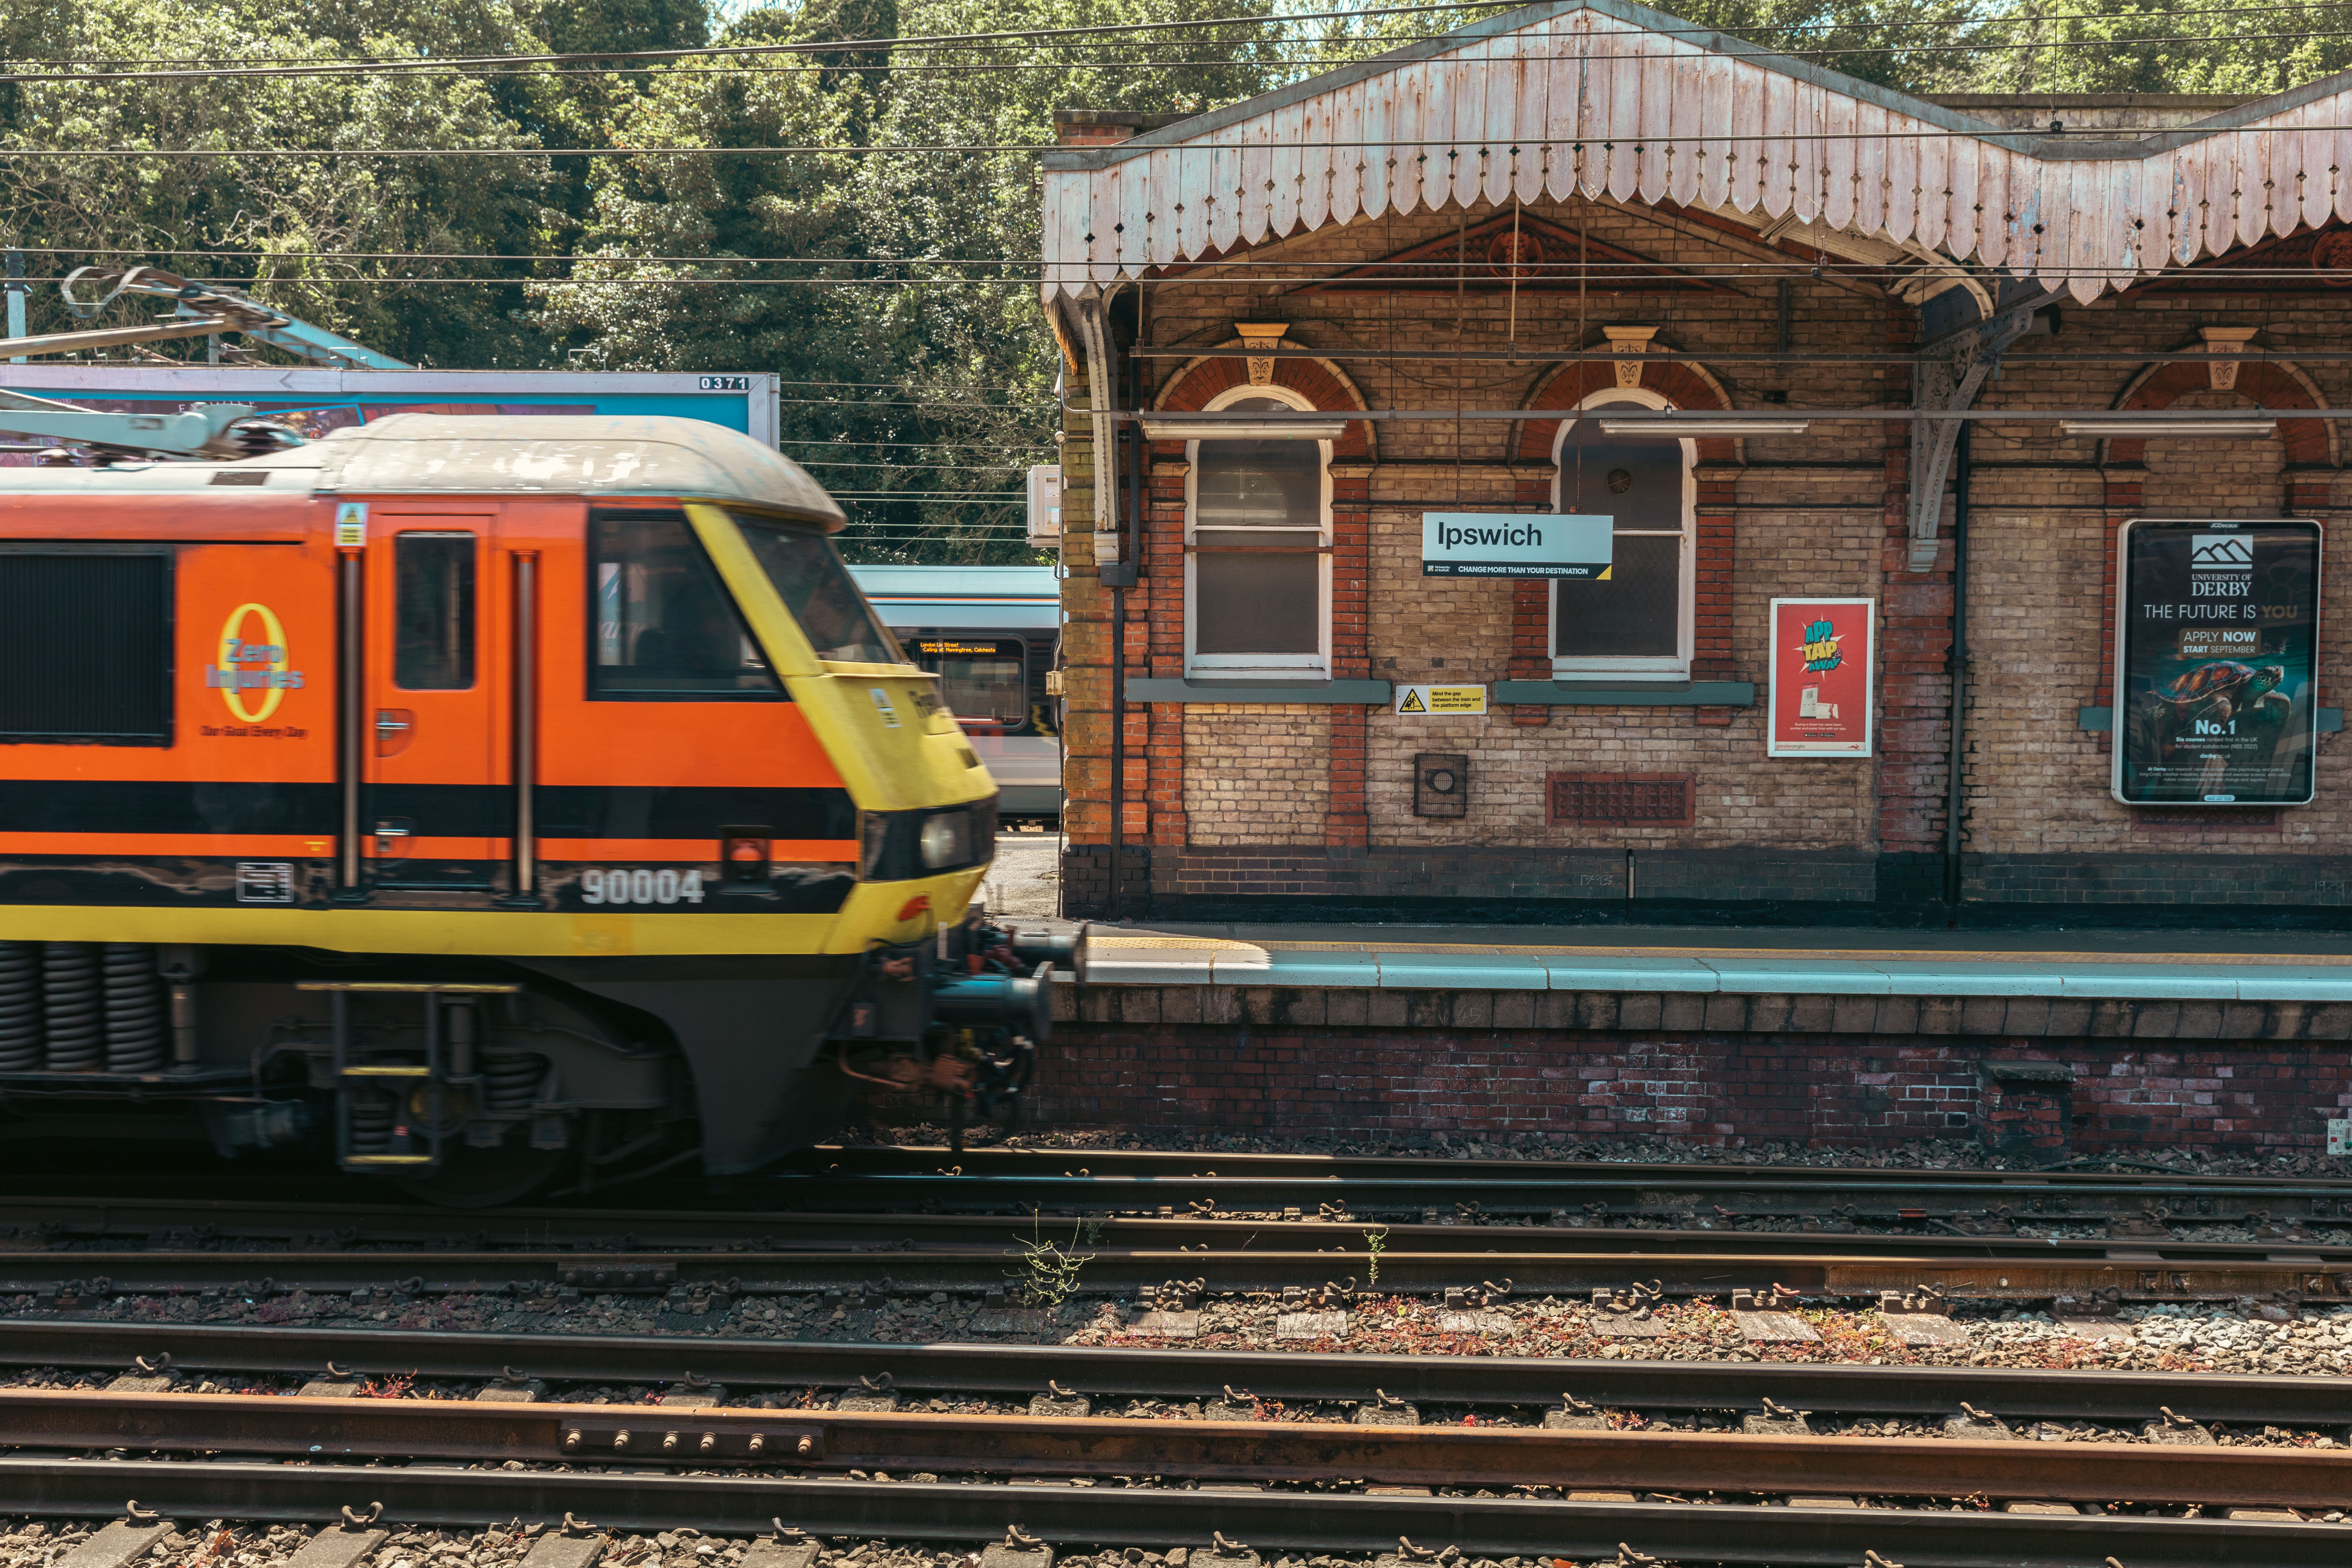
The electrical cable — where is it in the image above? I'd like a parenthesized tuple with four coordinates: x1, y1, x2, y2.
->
(5, 24, 2348, 85)
(0, 0, 1547, 76)
(11, 0, 2351, 76)
(25, 106, 2352, 158)
(20, 0, 2344, 72)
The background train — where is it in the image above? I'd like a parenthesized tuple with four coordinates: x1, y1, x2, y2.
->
(849, 566, 1062, 821)
(0, 412, 1063, 1204)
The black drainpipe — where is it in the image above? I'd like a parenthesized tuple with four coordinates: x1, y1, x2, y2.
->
(1942, 422, 1973, 917)
(1106, 416, 1128, 920)
(1103, 329, 1145, 920)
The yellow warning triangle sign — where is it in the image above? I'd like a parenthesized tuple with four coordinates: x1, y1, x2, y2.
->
(1399, 689, 1428, 713)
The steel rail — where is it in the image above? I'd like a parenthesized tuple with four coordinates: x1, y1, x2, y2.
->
(806, 1142, 2352, 1187)
(5, 1248, 2344, 1300)
(8, 1199, 2343, 1266)
(4, 1322, 2345, 1429)
(14, 1145, 2352, 1219)
(0, 1458, 2338, 1568)
(0, 1389, 2343, 1508)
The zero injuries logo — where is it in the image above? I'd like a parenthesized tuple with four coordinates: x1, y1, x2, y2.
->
(207, 603, 306, 722)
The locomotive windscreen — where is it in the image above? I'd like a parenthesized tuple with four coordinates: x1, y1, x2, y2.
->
(736, 517, 903, 665)
(0, 551, 172, 743)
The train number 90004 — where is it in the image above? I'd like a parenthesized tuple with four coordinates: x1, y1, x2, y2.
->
(580, 868, 707, 905)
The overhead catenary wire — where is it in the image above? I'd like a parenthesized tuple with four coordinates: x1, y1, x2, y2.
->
(0, 0, 2268, 68)
(7, 0, 2347, 79)
(30, 113, 2352, 158)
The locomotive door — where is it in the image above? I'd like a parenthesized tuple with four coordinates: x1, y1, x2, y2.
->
(365, 517, 502, 884)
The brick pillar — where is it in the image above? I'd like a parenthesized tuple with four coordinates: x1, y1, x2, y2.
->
(2092, 470, 2143, 761)
(1871, 305, 1952, 879)
(1146, 451, 1189, 849)
(1328, 463, 1373, 846)
(1875, 426, 1953, 865)
(1508, 473, 1552, 726)
(2289, 468, 2333, 708)
(1059, 386, 1108, 846)
(1691, 465, 1738, 726)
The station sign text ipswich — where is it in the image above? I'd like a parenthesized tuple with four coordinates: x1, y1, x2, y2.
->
(1421, 513, 1615, 578)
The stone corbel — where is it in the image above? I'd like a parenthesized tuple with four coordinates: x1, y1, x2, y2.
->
(1905, 298, 2045, 572)
(1237, 322, 1289, 385)
(1602, 324, 1659, 389)
(2198, 326, 2259, 390)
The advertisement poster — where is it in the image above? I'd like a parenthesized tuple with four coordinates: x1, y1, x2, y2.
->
(2113, 518, 2321, 806)
(1768, 598, 1875, 758)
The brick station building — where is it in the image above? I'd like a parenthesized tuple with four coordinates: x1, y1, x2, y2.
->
(1036, 0, 2352, 929)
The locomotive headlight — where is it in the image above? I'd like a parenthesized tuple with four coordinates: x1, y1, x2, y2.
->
(919, 811, 971, 870)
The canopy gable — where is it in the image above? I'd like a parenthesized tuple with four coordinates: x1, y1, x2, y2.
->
(1040, 0, 2352, 304)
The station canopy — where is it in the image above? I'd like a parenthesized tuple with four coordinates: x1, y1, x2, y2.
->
(1041, 0, 2352, 304)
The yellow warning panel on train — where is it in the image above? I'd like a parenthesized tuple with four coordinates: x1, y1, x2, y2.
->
(1394, 684, 1488, 715)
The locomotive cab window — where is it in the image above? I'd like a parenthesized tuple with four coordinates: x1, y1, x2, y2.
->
(589, 510, 781, 699)
(734, 515, 903, 665)
(0, 551, 171, 744)
(394, 532, 476, 690)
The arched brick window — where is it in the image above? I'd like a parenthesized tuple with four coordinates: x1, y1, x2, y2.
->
(1508, 345, 1738, 698)
(1550, 386, 1698, 679)
(1184, 383, 1334, 676)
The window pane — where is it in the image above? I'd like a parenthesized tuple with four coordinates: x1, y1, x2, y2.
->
(393, 533, 476, 691)
(940, 656, 1026, 723)
(916, 637, 1030, 726)
(589, 511, 780, 698)
(1196, 398, 1320, 529)
(1560, 427, 1682, 530)
(1196, 552, 1320, 653)
(1555, 535, 1680, 657)
(1196, 528, 1322, 550)
(735, 518, 903, 664)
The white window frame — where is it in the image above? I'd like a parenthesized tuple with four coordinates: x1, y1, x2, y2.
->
(1548, 386, 1698, 681)
(1183, 383, 1334, 677)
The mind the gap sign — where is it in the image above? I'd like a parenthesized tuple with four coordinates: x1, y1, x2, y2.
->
(1421, 513, 1615, 578)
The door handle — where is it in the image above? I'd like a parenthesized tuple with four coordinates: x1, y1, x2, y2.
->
(374, 708, 416, 758)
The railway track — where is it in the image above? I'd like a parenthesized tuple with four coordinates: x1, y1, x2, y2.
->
(10, 1144, 2352, 1233)
(0, 1319, 2345, 1429)
(9, 1199, 2349, 1279)
(1, 1201, 2347, 1565)
(0, 1385, 2344, 1506)
(7, 1464, 2343, 1568)
(2, 1242, 2343, 1302)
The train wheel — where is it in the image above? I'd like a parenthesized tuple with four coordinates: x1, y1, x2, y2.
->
(394, 1141, 568, 1209)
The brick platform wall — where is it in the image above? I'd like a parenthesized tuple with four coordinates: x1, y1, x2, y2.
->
(1034, 1021, 2349, 1155)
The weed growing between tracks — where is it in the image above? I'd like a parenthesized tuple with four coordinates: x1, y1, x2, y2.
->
(1006, 1218, 1095, 1312)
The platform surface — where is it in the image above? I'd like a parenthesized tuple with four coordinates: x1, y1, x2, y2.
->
(1031, 919, 2352, 1000)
